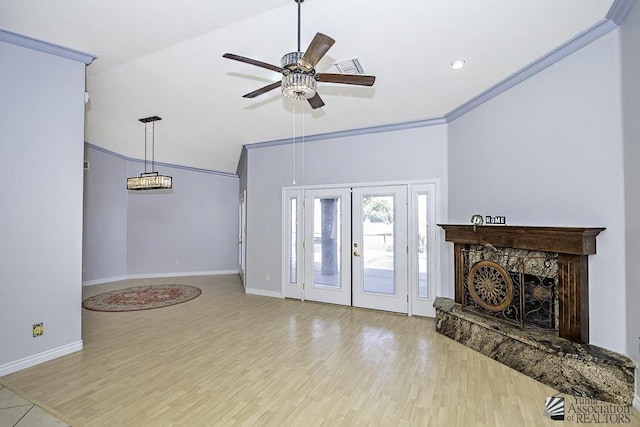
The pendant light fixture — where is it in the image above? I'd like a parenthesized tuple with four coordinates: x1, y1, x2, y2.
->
(126, 116, 172, 191)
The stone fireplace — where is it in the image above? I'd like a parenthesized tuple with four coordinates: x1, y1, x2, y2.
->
(435, 225, 636, 405)
(462, 244, 558, 331)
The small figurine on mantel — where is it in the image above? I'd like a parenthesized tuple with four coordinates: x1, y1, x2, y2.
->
(471, 214, 483, 231)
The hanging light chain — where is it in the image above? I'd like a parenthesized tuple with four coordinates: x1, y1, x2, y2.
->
(144, 122, 148, 173)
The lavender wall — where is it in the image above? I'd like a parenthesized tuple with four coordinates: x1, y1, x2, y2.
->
(82, 145, 239, 283)
(0, 41, 86, 372)
(620, 1, 640, 399)
(126, 162, 239, 276)
(448, 31, 626, 354)
(83, 147, 128, 282)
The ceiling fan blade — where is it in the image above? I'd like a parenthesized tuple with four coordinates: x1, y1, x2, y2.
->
(223, 53, 285, 74)
(243, 81, 282, 98)
(307, 93, 325, 109)
(315, 73, 376, 86)
(299, 33, 335, 70)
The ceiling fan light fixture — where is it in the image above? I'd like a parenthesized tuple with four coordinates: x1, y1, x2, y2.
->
(282, 73, 316, 100)
(282, 51, 304, 69)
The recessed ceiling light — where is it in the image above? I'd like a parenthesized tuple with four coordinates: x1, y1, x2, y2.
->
(450, 59, 466, 70)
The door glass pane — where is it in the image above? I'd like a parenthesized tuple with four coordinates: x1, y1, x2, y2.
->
(417, 193, 429, 299)
(362, 195, 394, 295)
(313, 197, 341, 287)
(289, 197, 297, 284)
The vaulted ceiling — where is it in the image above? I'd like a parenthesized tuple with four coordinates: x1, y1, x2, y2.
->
(0, 0, 615, 174)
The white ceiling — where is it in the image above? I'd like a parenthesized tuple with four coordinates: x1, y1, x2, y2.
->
(0, 0, 614, 174)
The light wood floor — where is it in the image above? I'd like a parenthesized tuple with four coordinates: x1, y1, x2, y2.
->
(2, 275, 638, 426)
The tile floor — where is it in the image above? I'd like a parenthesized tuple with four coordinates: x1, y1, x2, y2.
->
(0, 384, 69, 427)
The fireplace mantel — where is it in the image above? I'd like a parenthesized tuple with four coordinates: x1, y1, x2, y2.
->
(438, 224, 605, 343)
(438, 225, 605, 255)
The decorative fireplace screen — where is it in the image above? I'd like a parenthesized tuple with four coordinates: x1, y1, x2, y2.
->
(462, 244, 559, 331)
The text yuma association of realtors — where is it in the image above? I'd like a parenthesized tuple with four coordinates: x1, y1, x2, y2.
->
(566, 397, 632, 424)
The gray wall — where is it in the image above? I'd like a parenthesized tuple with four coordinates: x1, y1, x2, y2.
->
(620, 1, 640, 397)
(238, 147, 248, 196)
(126, 162, 239, 275)
(83, 147, 128, 281)
(246, 125, 449, 294)
(0, 41, 86, 369)
(448, 31, 626, 354)
(83, 145, 239, 283)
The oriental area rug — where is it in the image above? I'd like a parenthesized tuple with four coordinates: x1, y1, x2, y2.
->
(82, 284, 201, 312)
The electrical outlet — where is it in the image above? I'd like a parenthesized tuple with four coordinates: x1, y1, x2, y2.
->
(33, 323, 44, 337)
(266, 274, 270, 281)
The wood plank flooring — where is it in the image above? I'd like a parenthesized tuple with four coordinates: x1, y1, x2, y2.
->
(2, 275, 638, 426)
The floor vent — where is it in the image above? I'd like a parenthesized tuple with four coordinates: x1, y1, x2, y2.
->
(332, 57, 365, 74)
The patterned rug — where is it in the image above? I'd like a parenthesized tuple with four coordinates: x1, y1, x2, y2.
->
(82, 284, 202, 312)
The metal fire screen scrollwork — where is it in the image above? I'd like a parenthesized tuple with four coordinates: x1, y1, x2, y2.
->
(462, 244, 559, 331)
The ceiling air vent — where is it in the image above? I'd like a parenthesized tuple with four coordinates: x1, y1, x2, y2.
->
(332, 57, 365, 74)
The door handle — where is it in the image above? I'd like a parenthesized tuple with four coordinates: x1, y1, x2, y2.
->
(353, 251, 360, 257)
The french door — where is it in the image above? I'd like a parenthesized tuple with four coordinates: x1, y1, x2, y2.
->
(352, 186, 408, 313)
(302, 188, 352, 306)
(283, 182, 438, 316)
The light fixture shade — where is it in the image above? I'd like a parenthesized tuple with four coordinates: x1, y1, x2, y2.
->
(281, 73, 316, 100)
(281, 51, 303, 69)
(127, 172, 172, 190)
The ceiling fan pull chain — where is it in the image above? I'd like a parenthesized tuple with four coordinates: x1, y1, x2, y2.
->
(302, 105, 305, 182)
(292, 104, 297, 184)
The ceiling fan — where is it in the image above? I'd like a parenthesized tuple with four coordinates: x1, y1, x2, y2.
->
(222, 0, 375, 109)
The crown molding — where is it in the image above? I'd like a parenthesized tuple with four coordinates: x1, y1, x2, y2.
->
(0, 28, 96, 64)
(85, 142, 237, 178)
(236, 146, 248, 177)
(244, 117, 447, 151)
(607, 0, 636, 25)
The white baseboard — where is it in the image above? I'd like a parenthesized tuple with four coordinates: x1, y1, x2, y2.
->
(245, 287, 283, 298)
(83, 270, 239, 286)
(634, 394, 640, 414)
(0, 341, 83, 377)
(82, 275, 130, 286)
